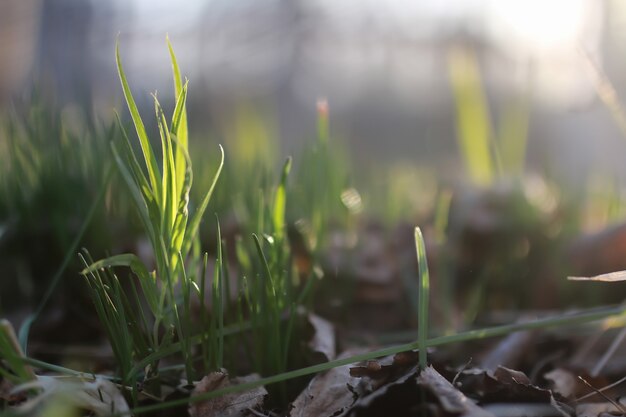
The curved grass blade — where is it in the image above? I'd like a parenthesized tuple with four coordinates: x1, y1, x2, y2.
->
(114, 112, 153, 202)
(81, 253, 159, 316)
(116, 40, 162, 204)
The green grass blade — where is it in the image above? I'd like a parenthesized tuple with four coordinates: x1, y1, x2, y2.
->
(171, 82, 189, 205)
(252, 233, 282, 373)
(199, 251, 209, 372)
(81, 253, 159, 316)
(116, 40, 162, 204)
(414, 227, 430, 369)
(448, 47, 494, 186)
(115, 112, 153, 201)
(215, 217, 225, 369)
(167, 36, 184, 97)
(153, 95, 177, 246)
(273, 157, 292, 241)
(498, 97, 529, 176)
(1, 320, 36, 382)
(252, 234, 277, 306)
(167, 36, 189, 196)
(182, 145, 224, 257)
(171, 81, 188, 143)
(171, 133, 192, 257)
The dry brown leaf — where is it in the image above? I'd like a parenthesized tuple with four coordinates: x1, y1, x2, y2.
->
(289, 350, 366, 417)
(307, 313, 336, 362)
(568, 270, 626, 282)
(416, 366, 494, 417)
(349, 350, 419, 389)
(10, 376, 129, 416)
(493, 366, 531, 386)
(189, 371, 267, 417)
(544, 368, 579, 398)
(347, 364, 419, 415)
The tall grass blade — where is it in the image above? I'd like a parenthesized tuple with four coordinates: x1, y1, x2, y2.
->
(215, 218, 225, 369)
(498, 97, 529, 175)
(115, 41, 162, 203)
(171, 133, 192, 257)
(182, 145, 224, 257)
(415, 227, 430, 369)
(167, 36, 189, 196)
(448, 47, 494, 186)
(273, 158, 292, 241)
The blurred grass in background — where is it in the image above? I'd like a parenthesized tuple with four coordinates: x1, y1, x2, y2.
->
(2, 42, 626, 340)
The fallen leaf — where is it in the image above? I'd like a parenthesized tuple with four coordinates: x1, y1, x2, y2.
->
(544, 368, 579, 398)
(189, 370, 267, 417)
(493, 366, 531, 386)
(349, 350, 419, 389)
(347, 365, 420, 416)
(416, 366, 494, 417)
(11, 375, 129, 416)
(307, 313, 336, 363)
(454, 366, 564, 405)
(568, 271, 626, 282)
(289, 350, 366, 417)
(566, 222, 626, 278)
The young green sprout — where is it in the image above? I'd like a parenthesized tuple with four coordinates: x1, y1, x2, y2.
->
(414, 227, 431, 370)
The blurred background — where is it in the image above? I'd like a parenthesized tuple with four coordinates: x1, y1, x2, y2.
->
(2, 0, 626, 186)
(5, 0, 626, 338)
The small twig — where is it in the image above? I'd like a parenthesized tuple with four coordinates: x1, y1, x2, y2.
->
(452, 357, 473, 386)
(577, 373, 626, 402)
(577, 375, 626, 413)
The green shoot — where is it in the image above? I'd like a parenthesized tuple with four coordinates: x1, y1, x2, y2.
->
(414, 227, 430, 369)
(0, 320, 36, 384)
(82, 38, 223, 387)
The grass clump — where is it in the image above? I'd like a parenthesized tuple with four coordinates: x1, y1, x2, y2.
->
(79, 39, 323, 407)
(81, 38, 223, 399)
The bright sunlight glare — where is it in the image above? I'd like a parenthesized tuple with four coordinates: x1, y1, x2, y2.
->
(489, 0, 590, 52)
